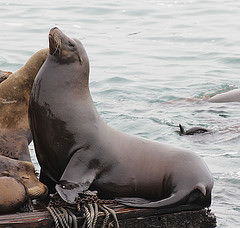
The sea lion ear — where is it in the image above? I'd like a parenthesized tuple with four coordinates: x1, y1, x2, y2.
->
(78, 56, 83, 65)
(55, 150, 97, 203)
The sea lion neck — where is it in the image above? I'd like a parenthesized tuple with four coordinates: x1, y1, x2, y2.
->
(45, 53, 90, 92)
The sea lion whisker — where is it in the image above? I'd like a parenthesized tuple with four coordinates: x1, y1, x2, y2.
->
(53, 42, 60, 56)
(53, 35, 62, 56)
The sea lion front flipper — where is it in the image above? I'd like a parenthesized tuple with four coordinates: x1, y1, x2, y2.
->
(55, 150, 98, 204)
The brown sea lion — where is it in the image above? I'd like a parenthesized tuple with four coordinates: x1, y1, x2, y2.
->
(0, 155, 48, 212)
(29, 27, 213, 210)
(0, 49, 49, 212)
(0, 48, 48, 161)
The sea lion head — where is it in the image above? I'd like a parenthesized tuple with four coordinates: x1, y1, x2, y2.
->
(49, 27, 88, 66)
(0, 155, 48, 199)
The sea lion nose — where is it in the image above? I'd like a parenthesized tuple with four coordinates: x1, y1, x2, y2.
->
(49, 27, 59, 35)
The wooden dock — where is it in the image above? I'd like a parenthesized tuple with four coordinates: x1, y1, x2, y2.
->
(0, 205, 216, 228)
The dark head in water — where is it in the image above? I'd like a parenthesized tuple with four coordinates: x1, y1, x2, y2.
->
(179, 124, 210, 136)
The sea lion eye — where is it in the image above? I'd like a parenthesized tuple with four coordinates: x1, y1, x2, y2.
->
(22, 176, 29, 180)
(2, 171, 9, 176)
(68, 41, 75, 48)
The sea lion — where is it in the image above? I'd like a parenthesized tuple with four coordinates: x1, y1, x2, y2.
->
(178, 124, 209, 136)
(29, 27, 213, 209)
(0, 48, 48, 161)
(0, 155, 48, 208)
(209, 89, 240, 103)
(0, 70, 12, 83)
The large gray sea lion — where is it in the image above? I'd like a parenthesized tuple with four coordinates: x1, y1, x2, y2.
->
(29, 27, 213, 209)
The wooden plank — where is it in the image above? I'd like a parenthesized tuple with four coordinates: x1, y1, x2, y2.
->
(0, 206, 216, 228)
(0, 210, 52, 228)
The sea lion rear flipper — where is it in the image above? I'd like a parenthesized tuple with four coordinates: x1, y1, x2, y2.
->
(116, 197, 152, 205)
(55, 150, 98, 203)
(116, 190, 189, 208)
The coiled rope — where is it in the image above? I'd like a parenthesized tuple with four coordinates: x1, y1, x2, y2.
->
(47, 191, 119, 228)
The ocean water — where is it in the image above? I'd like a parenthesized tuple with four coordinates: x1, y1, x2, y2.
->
(0, 0, 239, 227)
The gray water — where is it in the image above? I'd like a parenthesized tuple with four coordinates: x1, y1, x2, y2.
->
(0, 1, 240, 227)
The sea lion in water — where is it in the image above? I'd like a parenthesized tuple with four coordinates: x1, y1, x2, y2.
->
(179, 124, 209, 136)
(29, 27, 213, 209)
(0, 48, 48, 161)
(0, 155, 48, 212)
(209, 88, 240, 103)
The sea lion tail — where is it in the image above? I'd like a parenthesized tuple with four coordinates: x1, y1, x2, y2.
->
(179, 124, 186, 135)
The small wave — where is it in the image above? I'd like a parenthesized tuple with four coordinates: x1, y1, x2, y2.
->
(221, 57, 240, 65)
(105, 76, 134, 84)
(217, 152, 240, 158)
(201, 84, 238, 99)
(1, 22, 23, 26)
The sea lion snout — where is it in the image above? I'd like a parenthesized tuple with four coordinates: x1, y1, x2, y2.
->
(51, 27, 58, 32)
(27, 184, 48, 199)
(49, 27, 59, 37)
(49, 27, 63, 56)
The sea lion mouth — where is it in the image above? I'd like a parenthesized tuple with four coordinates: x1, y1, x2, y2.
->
(28, 184, 48, 199)
(49, 27, 62, 56)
